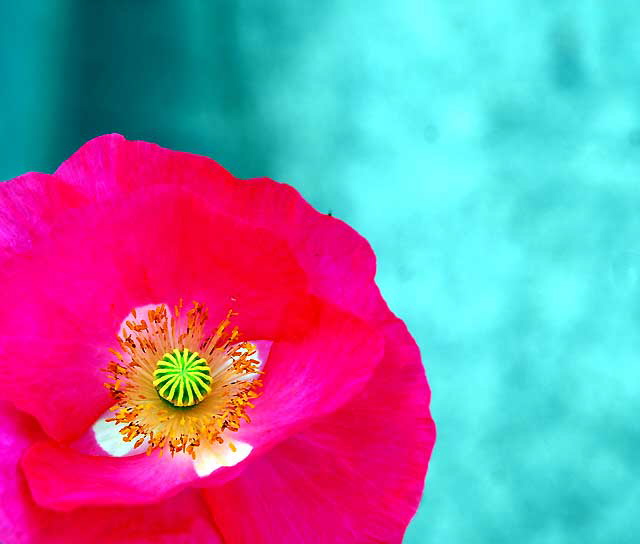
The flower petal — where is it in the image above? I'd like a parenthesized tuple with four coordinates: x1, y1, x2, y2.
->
(0, 332, 115, 443)
(1, 136, 433, 542)
(40, 489, 223, 544)
(204, 317, 436, 543)
(0, 186, 309, 441)
(193, 440, 253, 478)
(55, 134, 234, 199)
(20, 298, 382, 510)
(0, 401, 222, 544)
(206, 176, 389, 323)
(0, 402, 43, 543)
(22, 439, 198, 511)
(92, 414, 141, 457)
(0, 172, 87, 259)
(53, 135, 386, 323)
(235, 300, 384, 450)
(3, 178, 384, 509)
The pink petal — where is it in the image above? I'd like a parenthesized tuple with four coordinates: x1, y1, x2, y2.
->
(206, 176, 390, 323)
(0, 172, 384, 445)
(22, 440, 197, 511)
(204, 317, 436, 544)
(0, 332, 115, 443)
(1, 137, 430, 531)
(0, 402, 221, 543)
(0, 186, 309, 441)
(54, 135, 386, 323)
(0, 172, 87, 259)
(0, 134, 388, 444)
(0, 402, 44, 543)
(235, 299, 384, 450)
(39, 489, 223, 544)
(9, 181, 381, 509)
(0, 247, 125, 441)
(20, 298, 382, 510)
(55, 134, 233, 199)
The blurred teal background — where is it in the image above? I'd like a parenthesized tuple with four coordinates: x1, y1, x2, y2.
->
(1, 2, 638, 542)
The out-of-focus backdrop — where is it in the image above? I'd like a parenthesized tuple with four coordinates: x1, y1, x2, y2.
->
(2, 2, 637, 542)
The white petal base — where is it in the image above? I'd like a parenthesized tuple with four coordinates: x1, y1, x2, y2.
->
(193, 439, 253, 477)
(93, 415, 139, 457)
(93, 414, 252, 476)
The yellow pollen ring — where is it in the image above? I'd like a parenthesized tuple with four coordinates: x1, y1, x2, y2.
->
(152, 348, 212, 407)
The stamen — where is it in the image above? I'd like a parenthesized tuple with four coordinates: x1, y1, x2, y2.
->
(103, 301, 262, 459)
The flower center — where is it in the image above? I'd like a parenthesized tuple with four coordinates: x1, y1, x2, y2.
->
(103, 301, 263, 458)
(153, 349, 212, 407)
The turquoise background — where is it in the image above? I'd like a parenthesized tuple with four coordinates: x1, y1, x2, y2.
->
(1, 2, 637, 542)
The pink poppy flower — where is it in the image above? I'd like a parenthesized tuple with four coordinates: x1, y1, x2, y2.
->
(0, 135, 436, 543)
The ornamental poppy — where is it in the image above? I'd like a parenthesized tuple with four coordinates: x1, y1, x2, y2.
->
(0, 135, 436, 543)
